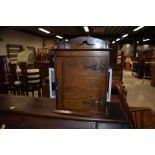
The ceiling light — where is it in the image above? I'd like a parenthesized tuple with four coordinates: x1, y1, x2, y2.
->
(38, 28, 50, 34)
(143, 38, 150, 42)
(137, 41, 139, 43)
(112, 41, 115, 44)
(56, 35, 63, 39)
(65, 39, 69, 42)
(122, 34, 128, 38)
(133, 26, 144, 32)
(84, 26, 89, 32)
(116, 38, 120, 41)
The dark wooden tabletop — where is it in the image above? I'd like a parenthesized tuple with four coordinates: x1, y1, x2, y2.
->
(0, 94, 127, 123)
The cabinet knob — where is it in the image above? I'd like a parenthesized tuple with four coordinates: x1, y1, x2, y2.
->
(83, 64, 106, 72)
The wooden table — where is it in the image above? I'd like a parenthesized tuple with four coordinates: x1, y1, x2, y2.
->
(0, 94, 128, 129)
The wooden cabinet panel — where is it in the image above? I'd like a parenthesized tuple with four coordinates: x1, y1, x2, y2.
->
(54, 37, 111, 113)
(55, 51, 109, 112)
(22, 115, 96, 129)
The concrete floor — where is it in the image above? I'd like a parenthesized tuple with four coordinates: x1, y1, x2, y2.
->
(123, 71, 155, 111)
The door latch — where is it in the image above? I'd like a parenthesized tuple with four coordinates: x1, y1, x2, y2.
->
(82, 99, 105, 105)
(83, 64, 106, 72)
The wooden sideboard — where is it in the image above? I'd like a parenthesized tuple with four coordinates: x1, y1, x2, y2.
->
(0, 94, 128, 129)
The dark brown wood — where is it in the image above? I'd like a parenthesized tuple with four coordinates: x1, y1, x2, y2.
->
(33, 61, 50, 97)
(110, 46, 124, 81)
(54, 37, 111, 113)
(0, 56, 8, 83)
(34, 61, 49, 79)
(116, 84, 135, 128)
(0, 94, 128, 129)
(137, 49, 155, 78)
(0, 56, 10, 94)
(57, 36, 110, 49)
(36, 48, 49, 61)
(151, 64, 155, 87)
(116, 84, 150, 128)
(42, 84, 50, 97)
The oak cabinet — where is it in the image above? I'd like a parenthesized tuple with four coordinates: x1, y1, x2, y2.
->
(54, 37, 112, 113)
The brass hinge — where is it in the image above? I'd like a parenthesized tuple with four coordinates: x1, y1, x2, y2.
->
(83, 64, 106, 72)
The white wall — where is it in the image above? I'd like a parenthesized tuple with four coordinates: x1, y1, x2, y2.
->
(0, 30, 43, 55)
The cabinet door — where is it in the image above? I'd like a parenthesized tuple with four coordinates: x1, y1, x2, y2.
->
(55, 51, 109, 112)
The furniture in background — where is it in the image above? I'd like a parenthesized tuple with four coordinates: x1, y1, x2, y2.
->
(110, 51, 124, 82)
(131, 57, 138, 75)
(54, 37, 112, 113)
(124, 56, 132, 71)
(42, 76, 50, 98)
(35, 49, 51, 98)
(8, 62, 42, 97)
(6, 44, 23, 92)
(0, 56, 10, 94)
(36, 48, 49, 61)
(135, 49, 155, 78)
(109, 44, 124, 82)
(34, 61, 50, 98)
(7, 44, 22, 65)
(34, 61, 49, 80)
(151, 63, 155, 87)
(141, 61, 155, 84)
(26, 68, 42, 97)
(109, 46, 125, 96)
(6, 44, 43, 96)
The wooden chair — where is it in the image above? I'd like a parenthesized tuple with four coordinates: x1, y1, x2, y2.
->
(7, 64, 22, 95)
(116, 84, 150, 128)
(26, 68, 42, 97)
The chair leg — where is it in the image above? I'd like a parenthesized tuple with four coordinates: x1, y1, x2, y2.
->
(32, 91, 34, 97)
(10, 89, 13, 95)
(21, 90, 25, 96)
(134, 111, 137, 128)
(38, 89, 41, 97)
(140, 111, 144, 128)
(13, 90, 16, 95)
(17, 89, 21, 95)
(26, 91, 29, 96)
